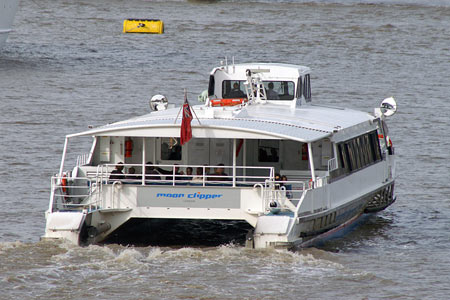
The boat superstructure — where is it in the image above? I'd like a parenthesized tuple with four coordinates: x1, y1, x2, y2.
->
(44, 62, 397, 248)
(0, 0, 19, 49)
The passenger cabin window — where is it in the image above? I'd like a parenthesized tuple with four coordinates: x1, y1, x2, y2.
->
(337, 130, 381, 175)
(303, 74, 311, 102)
(296, 77, 303, 99)
(161, 138, 182, 160)
(258, 140, 279, 162)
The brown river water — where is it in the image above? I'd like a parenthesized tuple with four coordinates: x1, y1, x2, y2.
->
(1, 0, 449, 299)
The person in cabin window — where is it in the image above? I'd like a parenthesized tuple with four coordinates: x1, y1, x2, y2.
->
(145, 162, 162, 181)
(281, 175, 292, 198)
(204, 165, 211, 176)
(209, 163, 230, 181)
(228, 82, 245, 98)
(274, 173, 282, 189)
(109, 162, 125, 181)
(266, 82, 279, 100)
(126, 167, 141, 183)
(169, 145, 182, 160)
(160, 164, 184, 181)
(192, 167, 205, 182)
(184, 167, 193, 181)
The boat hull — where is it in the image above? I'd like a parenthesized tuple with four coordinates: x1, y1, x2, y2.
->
(44, 178, 395, 249)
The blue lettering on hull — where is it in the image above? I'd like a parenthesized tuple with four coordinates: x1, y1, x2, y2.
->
(156, 192, 223, 200)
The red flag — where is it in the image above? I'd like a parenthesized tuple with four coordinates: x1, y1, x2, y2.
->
(180, 96, 193, 145)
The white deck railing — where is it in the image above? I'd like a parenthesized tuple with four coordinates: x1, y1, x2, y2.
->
(76, 153, 90, 166)
(50, 176, 101, 212)
(50, 163, 310, 214)
(97, 163, 276, 187)
(328, 157, 338, 172)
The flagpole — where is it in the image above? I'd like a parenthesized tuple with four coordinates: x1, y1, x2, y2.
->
(175, 89, 201, 125)
(174, 105, 183, 124)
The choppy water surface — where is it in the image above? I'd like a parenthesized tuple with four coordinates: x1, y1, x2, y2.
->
(1, 0, 449, 299)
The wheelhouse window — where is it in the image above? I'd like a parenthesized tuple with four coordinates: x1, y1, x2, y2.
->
(208, 75, 215, 97)
(221, 80, 295, 100)
(222, 80, 247, 99)
(258, 140, 279, 162)
(161, 138, 182, 160)
(263, 81, 295, 100)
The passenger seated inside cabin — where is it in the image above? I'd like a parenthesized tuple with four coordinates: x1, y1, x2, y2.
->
(266, 82, 279, 100)
(204, 165, 210, 176)
(192, 167, 204, 182)
(169, 145, 182, 160)
(126, 167, 141, 183)
(158, 164, 184, 181)
(173, 165, 185, 180)
(145, 162, 162, 181)
(209, 163, 230, 181)
(228, 82, 245, 98)
(281, 175, 292, 198)
(109, 162, 125, 181)
(125, 167, 142, 183)
(184, 167, 193, 181)
(274, 173, 281, 189)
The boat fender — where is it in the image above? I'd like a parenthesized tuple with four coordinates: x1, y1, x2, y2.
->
(61, 175, 68, 194)
(302, 144, 308, 160)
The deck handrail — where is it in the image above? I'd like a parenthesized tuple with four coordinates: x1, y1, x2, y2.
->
(97, 163, 276, 187)
(51, 164, 310, 213)
(327, 157, 338, 172)
(76, 153, 90, 166)
(50, 176, 101, 212)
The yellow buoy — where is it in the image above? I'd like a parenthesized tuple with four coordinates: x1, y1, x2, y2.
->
(123, 19, 164, 34)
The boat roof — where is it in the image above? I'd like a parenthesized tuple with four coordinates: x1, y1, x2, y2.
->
(68, 102, 376, 143)
(211, 63, 310, 79)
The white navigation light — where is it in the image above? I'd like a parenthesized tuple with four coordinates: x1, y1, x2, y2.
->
(150, 94, 168, 111)
(380, 97, 397, 117)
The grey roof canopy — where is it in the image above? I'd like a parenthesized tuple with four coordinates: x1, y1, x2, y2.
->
(67, 103, 375, 143)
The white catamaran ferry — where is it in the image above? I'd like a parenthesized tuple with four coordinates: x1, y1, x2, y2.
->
(44, 61, 397, 248)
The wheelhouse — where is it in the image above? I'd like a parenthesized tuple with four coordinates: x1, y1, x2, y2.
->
(207, 63, 312, 107)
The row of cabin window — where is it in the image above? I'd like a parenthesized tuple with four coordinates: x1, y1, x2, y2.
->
(161, 138, 280, 163)
(337, 131, 382, 173)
